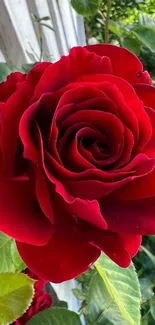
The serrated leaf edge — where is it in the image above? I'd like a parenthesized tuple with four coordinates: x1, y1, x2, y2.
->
(0, 273, 35, 325)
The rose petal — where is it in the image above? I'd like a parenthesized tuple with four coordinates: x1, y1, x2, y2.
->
(20, 116, 108, 230)
(115, 168, 155, 201)
(0, 156, 53, 245)
(134, 84, 155, 110)
(77, 75, 152, 151)
(0, 72, 25, 102)
(63, 176, 133, 200)
(1, 63, 50, 174)
(36, 167, 54, 223)
(91, 230, 141, 267)
(33, 47, 112, 100)
(120, 235, 142, 257)
(85, 44, 151, 84)
(100, 195, 155, 235)
(73, 79, 139, 144)
(16, 226, 100, 283)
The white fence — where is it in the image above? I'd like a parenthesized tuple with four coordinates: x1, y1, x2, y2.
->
(0, 0, 86, 65)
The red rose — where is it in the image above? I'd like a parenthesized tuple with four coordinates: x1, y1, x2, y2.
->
(13, 270, 52, 325)
(0, 45, 155, 283)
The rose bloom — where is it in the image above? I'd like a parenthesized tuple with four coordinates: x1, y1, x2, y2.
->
(0, 45, 155, 282)
(13, 270, 52, 325)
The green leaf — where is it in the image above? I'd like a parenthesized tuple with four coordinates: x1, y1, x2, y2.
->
(133, 27, 155, 52)
(71, 0, 102, 16)
(109, 20, 122, 38)
(148, 235, 155, 244)
(141, 246, 155, 267)
(26, 308, 82, 325)
(95, 253, 141, 325)
(0, 63, 21, 82)
(0, 232, 25, 273)
(0, 233, 15, 273)
(141, 317, 149, 325)
(151, 305, 155, 320)
(140, 277, 154, 303)
(72, 288, 86, 301)
(10, 240, 26, 273)
(21, 63, 37, 73)
(0, 273, 34, 325)
(54, 300, 68, 309)
(121, 36, 141, 55)
(76, 268, 95, 284)
(88, 272, 128, 324)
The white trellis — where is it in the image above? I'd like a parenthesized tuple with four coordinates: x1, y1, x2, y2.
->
(0, 0, 86, 65)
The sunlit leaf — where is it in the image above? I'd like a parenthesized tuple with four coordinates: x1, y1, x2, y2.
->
(0, 273, 34, 325)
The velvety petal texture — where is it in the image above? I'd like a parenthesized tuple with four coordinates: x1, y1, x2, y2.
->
(0, 45, 154, 283)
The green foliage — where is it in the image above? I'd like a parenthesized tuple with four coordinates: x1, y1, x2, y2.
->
(26, 308, 83, 325)
(139, 47, 155, 79)
(102, 0, 144, 22)
(73, 238, 155, 325)
(84, 0, 147, 43)
(73, 256, 141, 325)
(71, 0, 102, 16)
(95, 254, 141, 325)
(0, 63, 22, 82)
(84, 0, 155, 44)
(0, 232, 26, 273)
(0, 273, 34, 325)
(93, 11, 155, 80)
(10, 240, 26, 273)
(133, 237, 155, 324)
(121, 36, 141, 55)
(133, 26, 155, 52)
(21, 63, 37, 73)
(88, 272, 130, 324)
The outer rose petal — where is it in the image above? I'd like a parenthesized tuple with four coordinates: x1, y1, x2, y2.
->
(0, 72, 25, 102)
(16, 227, 101, 283)
(120, 235, 142, 257)
(17, 221, 141, 282)
(85, 44, 152, 85)
(100, 196, 155, 235)
(32, 46, 112, 100)
(134, 84, 155, 110)
(0, 156, 53, 245)
(1, 62, 50, 173)
(91, 230, 141, 267)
